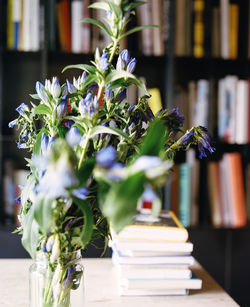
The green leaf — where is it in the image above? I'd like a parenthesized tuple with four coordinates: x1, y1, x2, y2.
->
(120, 25, 158, 40)
(33, 127, 48, 155)
(139, 118, 166, 156)
(107, 0, 122, 18)
(21, 206, 39, 259)
(76, 158, 95, 187)
(34, 104, 52, 115)
(89, 125, 130, 141)
(30, 94, 40, 100)
(124, 1, 147, 11)
(80, 18, 112, 37)
(106, 70, 149, 96)
(34, 196, 54, 234)
(100, 172, 145, 233)
(89, 2, 109, 11)
(58, 125, 68, 138)
(72, 197, 94, 248)
(62, 64, 97, 74)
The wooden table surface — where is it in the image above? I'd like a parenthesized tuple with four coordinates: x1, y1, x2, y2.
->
(0, 258, 239, 306)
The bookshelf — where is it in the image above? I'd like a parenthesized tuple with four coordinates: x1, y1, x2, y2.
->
(0, 0, 250, 305)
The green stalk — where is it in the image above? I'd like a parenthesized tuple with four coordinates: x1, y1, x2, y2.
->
(78, 135, 90, 169)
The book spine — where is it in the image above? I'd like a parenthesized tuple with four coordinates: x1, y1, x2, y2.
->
(152, 0, 164, 56)
(82, 0, 91, 54)
(194, 79, 209, 128)
(235, 80, 248, 144)
(13, 0, 21, 50)
(229, 4, 239, 59)
(175, 0, 187, 56)
(193, 0, 205, 58)
(178, 163, 191, 227)
(71, 0, 83, 53)
(220, 0, 229, 59)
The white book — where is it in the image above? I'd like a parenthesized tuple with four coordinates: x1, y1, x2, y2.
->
(71, 0, 83, 53)
(120, 274, 202, 290)
(235, 80, 249, 144)
(82, 0, 91, 53)
(119, 287, 188, 296)
(112, 251, 194, 266)
(110, 240, 193, 254)
(218, 79, 227, 140)
(30, 0, 40, 51)
(224, 75, 238, 143)
(194, 79, 210, 128)
(136, 3, 153, 55)
(115, 264, 192, 280)
(22, 0, 31, 51)
(220, 0, 229, 59)
(152, 0, 164, 56)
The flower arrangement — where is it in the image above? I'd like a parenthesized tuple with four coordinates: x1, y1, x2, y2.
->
(9, 1, 214, 306)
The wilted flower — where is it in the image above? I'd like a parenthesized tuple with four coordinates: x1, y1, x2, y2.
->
(117, 89, 126, 102)
(64, 219, 75, 232)
(178, 130, 195, 146)
(196, 126, 215, 158)
(96, 146, 117, 169)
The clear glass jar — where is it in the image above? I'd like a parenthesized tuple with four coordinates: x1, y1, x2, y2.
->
(29, 250, 84, 307)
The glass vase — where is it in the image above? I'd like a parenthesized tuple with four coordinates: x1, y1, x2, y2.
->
(29, 250, 84, 307)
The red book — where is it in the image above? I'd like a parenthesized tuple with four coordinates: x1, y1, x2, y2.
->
(248, 79, 250, 143)
(61, 0, 71, 52)
(227, 153, 247, 228)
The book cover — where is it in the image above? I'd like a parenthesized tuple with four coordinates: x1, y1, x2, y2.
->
(220, 0, 229, 59)
(136, 2, 153, 56)
(208, 162, 223, 227)
(119, 287, 188, 296)
(111, 239, 194, 254)
(115, 264, 192, 280)
(193, 0, 205, 58)
(61, 0, 71, 52)
(235, 80, 248, 144)
(229, 4, 239, 59)
(226, 153, 247, 228)
(112, 210, 189, 242)
(152, 0, 164, 56)
(178, 163, 191, 228)
(112, 250, 195, 266)
(71, 0, 83, 53)
(120, 273, 202, 290)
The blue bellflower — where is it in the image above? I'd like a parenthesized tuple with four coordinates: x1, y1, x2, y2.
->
(126, 58, 136, 73)
(36, 81, 49, 103)
(66, 127, 81, 147)
(98, 53, 109, 71)
(56, 98, 68, 118)
(96, 146, 117, 169)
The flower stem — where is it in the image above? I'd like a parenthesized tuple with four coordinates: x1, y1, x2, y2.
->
(78, 135, 90, 169)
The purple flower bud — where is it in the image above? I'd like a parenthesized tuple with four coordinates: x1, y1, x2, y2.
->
(51, 77, 61, 98)
(79, 99, 87, 117)
(88, 83, 98, 93)
(88, 105, 94, 118)
(72, 187, 89, 200)
(64, 219, 75, 232)
(41, 133, 49, 155)
(121, 49, 130, 64)
(45, 79, 51, 91)
(41, 240, 47, 253)
(66, 79, 77, 94)
(46, 235, 55, 252)
(117, 89, 127, 102)
(62, 84, 68, 96)
(66, 127, 81, 147)
(127, 104, 135, 114)
(96, 146, 117, 169)
(48, 137, 55, 152)
(93, 96, 98, 109)
(62, 266, 74, 289)
(16, 103, 29, 116)
(8, 119, 18, 128)
(80, 71, 87, 84)
(15, 196, 21, 204)
(179, 130, 195, 146)
(56, 98, 68, 118)
(84, 93, 92, 105)
(128, 122, 135, 131)
(65, 120, 74, 129)
(98, 53, 109, 71)
(126, 58, 136, 73)
(36, 81, 48, 102)
(105, 84, 113, 100)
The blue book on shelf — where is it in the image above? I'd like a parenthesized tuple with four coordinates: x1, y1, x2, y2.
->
(178, 163, 191, 227)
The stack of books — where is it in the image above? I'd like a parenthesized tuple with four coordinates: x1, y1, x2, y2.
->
(110, 210, 202, 296)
